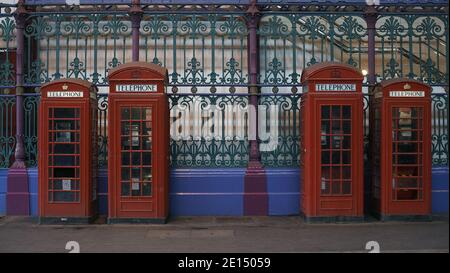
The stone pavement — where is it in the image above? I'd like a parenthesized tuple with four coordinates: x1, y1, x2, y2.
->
(0, 216, 448, 253)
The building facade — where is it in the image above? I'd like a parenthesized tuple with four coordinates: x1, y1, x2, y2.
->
(0, 0, 448, 217)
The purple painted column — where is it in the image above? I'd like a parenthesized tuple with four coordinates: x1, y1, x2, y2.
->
(7, 1, 30, 215)
(364, 6, 377, 86)
(243, 1, 268, 216)
(130, 0, 142, 62)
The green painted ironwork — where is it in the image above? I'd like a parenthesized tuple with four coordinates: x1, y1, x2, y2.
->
(97, 93, 108, 168)
(141, 13, 248, 92)
(16, 92, 446, 169)
(24, 94, 39, 167)
(376, 15, 448, 85)
(169, 95, 249, 167)
(24, 13, 131, 86)
(0, 95, 15, 168)
(1, 7, 448, 169)
(0, 13, 16, 87)
(259, 94, 301, 167)
(432, 93, 449, 166)
(258, 14, 368, 89)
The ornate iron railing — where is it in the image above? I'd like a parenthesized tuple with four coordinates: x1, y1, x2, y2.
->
(23, 13, 132, 86)
(97, 94, 108, 168)
(259, 94, 301, 166)
(24, 94, 39, 167)
(169, 94, 249, 167)
(141, 13, 248, 92)
(0, 4, 448, 168)
(91, 93, 447, 168)
(0, 10, 16, 88)
(432, 93, 448, 166)
(258, 14, 368, 89)
(5, 10, 445, 90)
(376, 14, 448, 86)
(0, 95, 15, 168)
(15, 92, 446, 169)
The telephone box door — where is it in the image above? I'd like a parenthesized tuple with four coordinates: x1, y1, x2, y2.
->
(113, 100, 160, 218)
(41, 103, 87, 216)
(385, 102, 431, 215)
(316, 99, 362, 216)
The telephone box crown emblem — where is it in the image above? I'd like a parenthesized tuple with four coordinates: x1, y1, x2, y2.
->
(62, 84, 68, 90)
(331, 69, 341, 78)
(131, 70, 141, 79)
(403, 83, 411, 90)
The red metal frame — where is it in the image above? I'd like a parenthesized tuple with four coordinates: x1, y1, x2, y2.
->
(107, 62, 169, 222)
(300, 62, 364, 219)
(38, 79, 98, 220)
(370, 79, 432, 217)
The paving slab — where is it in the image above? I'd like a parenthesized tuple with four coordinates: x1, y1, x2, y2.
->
(0, 216, 448, 253)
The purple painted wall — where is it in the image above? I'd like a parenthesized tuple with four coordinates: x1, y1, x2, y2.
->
(431, 167, 449, 213)
(28, 168, 38, 216)
(266, 168, 300, 215)
(170, 168, 245, 216)
(0, 169, 7, 215)
(23, 166, 450, 217)
(98, 168, 108, 215)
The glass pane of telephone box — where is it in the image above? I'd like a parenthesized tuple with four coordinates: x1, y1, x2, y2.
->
(342, 136, 351, 149)
(142, 136, 152, 150)
(142, 152, 152, 165)
(142, 167, 152, 182)
(332, 106, 340, 119)
(54, 132, 79, 143)
(332, 120, 341, 134)
(131, 152, 140, 165)
(321, 120, 329, 134)
(321, 151, 330, 164)
(54, 120, 79, 131)
(121, 152, 130, 166)
(121, 182, 130, 196)
(53, 167, 76, 178)
(342, 181, 351, 194)
(343, 121, 351, 134)
(121, 107, 130, 120)
(53, 144, 77, 154)
(131, 108, 141, 120)
(331, 181, 340, 194)
(131, 123, 141, 150)
(321, 167, 330, 179)
(142, 183, 152, 196)
(321, 179, 330, 194)
(54, 108, 78, 118)
(143, 121, 152, 135)
(121, 168, 130, 181)
(342, 106, 351, 119)
(321, 106, 330, 119)
(53, 155, 79, 166)
(332, 151, 340, 164)
(54, 191, 76, 202)
(332, 135, 342, 149)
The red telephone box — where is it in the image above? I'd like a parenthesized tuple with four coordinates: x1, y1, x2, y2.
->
(38, 79, 98, 224)
(300, 62, 364, 222)
(369, 79, 432, 220)
(107, 62, 169, 223)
